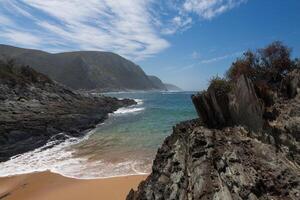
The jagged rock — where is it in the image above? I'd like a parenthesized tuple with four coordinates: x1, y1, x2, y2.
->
(127, 120, 300, 200)
(192, 75, 264, 131)
(266, 94, 300, 164)
(192, 89, 231, 128)
(128, 71, 300, 200)
(229, 75, 264, 131)
(0, 65, 135, 162)
(281, 69, 300, 98)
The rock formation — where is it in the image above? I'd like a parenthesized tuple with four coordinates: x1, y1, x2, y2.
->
(127, 70, 300, 199)
(192, 75, 264, 131)
(0, 63, 135, 162)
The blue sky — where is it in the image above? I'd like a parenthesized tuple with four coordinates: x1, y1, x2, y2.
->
(0, 0, 299, 90)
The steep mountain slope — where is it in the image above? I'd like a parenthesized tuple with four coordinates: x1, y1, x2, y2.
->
(0, 44, 165, 91)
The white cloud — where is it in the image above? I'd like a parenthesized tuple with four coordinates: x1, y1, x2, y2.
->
(161, 15, 193, 35)
(0, 30, 42, 46)
(183, 0, 246, 19)
(0, 14, 14, 26)
(0, 0, 170, 60)
(0, 0, 247, 60)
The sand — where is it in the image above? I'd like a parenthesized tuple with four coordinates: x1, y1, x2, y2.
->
(0, 171, 147, 200)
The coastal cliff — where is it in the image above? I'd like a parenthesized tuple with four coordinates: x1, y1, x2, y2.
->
(0, 61, 135, 162)
(127, 43, 300, 200)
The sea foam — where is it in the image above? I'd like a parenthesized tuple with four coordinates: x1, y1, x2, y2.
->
(0, 99, 147, 179)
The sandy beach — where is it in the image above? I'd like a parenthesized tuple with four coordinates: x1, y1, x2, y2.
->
(0, 171, 147, 200)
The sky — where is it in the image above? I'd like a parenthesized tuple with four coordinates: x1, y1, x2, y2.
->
(0, 0, 299, 91)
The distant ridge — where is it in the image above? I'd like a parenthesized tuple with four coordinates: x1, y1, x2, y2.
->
(164, 83, 182, 91)
(0, 44, 167, 91)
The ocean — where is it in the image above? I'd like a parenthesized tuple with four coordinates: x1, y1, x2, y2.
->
(0, 91, 197, 179)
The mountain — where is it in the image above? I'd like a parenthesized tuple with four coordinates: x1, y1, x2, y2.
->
(0, 44, 166, 91)
(148, 75, 167, 90)
(164, 83, 181, 91)
(0, 61, 134, 161)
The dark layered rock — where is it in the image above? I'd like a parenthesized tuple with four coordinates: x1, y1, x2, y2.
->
(281, 69, 300, 98)
(192, 75, 264, 131)
(229, 75, 264, 131)
(0, 65, 135, 162)
(128, 71, 300, 200)
(127, 120, 300, 200)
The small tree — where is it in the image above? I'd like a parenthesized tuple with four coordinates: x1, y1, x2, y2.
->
(226, 51, 258, 81)
(259, 41, 292, 82)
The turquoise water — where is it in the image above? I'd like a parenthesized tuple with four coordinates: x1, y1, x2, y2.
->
(0, 91, 197, 179)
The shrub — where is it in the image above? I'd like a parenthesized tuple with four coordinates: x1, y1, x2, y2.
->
(0, 59, 52, 85)
(208, 76, 232, 96)
(226, 41, 294, 84)
(226, 51, 258, 81)
(259, 41, 292, 82)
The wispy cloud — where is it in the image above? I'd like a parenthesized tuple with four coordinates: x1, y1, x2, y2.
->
(170, 51, 243, 72)
(0, 14, 14, 26)
(0, 0, 247, 60)
(200, 51, 243, 63)
(183, 0, 247, 19)
(0, 29, 42, 47)
(0, 0, 170, 60)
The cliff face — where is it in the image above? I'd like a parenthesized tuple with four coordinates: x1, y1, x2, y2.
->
(0, 63, 135, 162)
(127, 70, 300, 200)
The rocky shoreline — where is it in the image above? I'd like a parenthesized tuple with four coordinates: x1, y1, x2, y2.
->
(127, 43, 300, 199)
(0, 63, 135, 162)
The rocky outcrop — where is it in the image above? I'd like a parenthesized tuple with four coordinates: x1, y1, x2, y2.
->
(0, 64, 135, 162)
(281, 69, 300, 98)
(128, 71, 300, 200)
(127, 120, 300, 200)
(192, 75, 264, 131)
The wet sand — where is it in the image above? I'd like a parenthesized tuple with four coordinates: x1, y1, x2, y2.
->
(0, 171, 147, 200)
